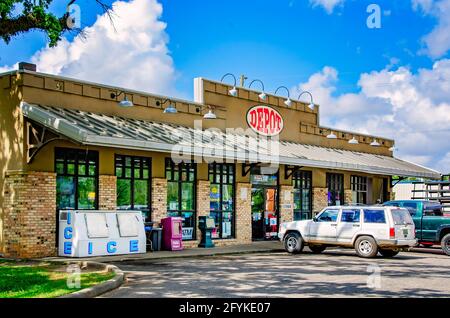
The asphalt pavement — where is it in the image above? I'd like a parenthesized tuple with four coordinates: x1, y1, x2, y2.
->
(102, 248, 450, 298)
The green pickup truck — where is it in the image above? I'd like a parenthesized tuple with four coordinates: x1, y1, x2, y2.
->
(384, 200, 450, 255)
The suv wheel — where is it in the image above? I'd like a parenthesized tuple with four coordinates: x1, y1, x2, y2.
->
(284, 232, 304, 254)
(309, 245, 326, 254)
(441, 233, 450, 256)
(355, 236, 378, 258)
(379, 249, 399, 257)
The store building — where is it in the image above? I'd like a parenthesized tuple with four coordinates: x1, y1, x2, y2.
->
(0, 63, 440, 258)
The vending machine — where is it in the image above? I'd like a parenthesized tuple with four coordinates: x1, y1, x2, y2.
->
(58, 210, 146, 257)
(161, 217, 183, 251)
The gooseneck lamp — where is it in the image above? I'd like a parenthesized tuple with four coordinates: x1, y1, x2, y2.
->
(220, 73, 238, 97)
(297, 91, 315, 111)
(274, 86, 292, 107)
(248, 79, 267, 101)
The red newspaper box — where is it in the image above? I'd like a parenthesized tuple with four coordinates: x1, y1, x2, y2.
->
(161, 217, 183, 251)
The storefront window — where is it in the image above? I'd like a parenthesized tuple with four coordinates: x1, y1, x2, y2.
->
(115, 155, 151, 221)
(351, 175, 368, 204)
(55, 148, 98, 210)
(293, 170, 312, 220)
(327, 173, 344, 206)
(209, 163, 235, 239)
(166, 159, 196, 240)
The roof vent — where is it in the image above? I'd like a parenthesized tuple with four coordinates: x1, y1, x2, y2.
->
(18, 62, 37, 72)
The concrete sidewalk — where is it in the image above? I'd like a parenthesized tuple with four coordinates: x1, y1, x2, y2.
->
(43, 241, 284, 263)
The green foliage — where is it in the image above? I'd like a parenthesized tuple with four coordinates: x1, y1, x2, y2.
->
(0, 0, 64, 46)
(0, 261, 115, 298)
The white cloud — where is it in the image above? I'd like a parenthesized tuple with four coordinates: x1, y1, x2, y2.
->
(1, 0, 176, 96)
(309, 0, 345, 14)
(292, 60, 450, 173)
(413, 0, 450, 59)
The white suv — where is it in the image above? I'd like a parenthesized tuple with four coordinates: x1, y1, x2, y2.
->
(279, 206, 417, 258)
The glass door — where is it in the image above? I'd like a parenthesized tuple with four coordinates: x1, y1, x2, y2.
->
(251, 187, 278, 240)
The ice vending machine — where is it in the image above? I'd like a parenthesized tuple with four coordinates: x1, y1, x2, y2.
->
(58, 210, 146, 257)
(161, 217, 183, 251)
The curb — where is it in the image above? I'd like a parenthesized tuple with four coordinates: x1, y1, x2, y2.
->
(105, 248, 286, 263)
(59, 262, 125, 298)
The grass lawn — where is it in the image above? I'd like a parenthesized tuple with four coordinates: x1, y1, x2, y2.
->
(0, 259, 115, 298)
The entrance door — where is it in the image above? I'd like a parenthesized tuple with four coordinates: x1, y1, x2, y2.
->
(251, 187, 278, 240)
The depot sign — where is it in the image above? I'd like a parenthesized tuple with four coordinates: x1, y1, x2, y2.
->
(246, 105, 284, 136)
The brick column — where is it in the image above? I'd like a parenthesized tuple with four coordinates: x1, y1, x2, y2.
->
(344, 189, 353, 205)
(235, 183, 252, 244)
(99, 175, 117, 210)
(195, 180, 210, 241)
(279, 185, 294, 224)
(312, 187, 328, 216)
(151, 178, 167, 226)
(2, 171, 56, 258)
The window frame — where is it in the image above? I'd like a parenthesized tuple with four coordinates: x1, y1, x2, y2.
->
(55, 147, 99, 211)
(115, 154, 152, 221)
(208, 162, 236, 240)
(326, 173, 345, 206)
(293, 170, 312, 220)
(351, 175, 368, 204)
(363, 209, 387, 224)
(165, 158, 197, 241)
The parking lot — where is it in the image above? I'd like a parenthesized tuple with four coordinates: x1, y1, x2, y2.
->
(103, 248, 450, 298)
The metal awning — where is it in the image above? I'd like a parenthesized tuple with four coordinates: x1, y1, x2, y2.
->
(20, 102, 441, 179)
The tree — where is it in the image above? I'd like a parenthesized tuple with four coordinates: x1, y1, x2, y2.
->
(0, 0, 112, 47)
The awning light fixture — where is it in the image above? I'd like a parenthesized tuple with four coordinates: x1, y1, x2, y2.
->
(111, 91, 134, 108)
(203, 106, 217, 119)
(274, 86, 292, 107)
(157, 99, 177, 114)
(249, 79, 267, 101)
(221, 73, 238, 97)
(348, 136, 359, 144)
(297, 91, 315, 111)
(327, 131, 337, 139)
(370, 139, 381, 147)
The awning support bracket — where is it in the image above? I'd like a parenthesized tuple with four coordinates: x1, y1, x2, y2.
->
(391, 176, 408, 187)
(285, 165, 303, 179)
(242, 162, 260, 177)
(26, 120, 67, 164)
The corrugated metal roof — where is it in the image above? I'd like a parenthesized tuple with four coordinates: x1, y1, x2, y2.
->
(20, 102, 441, 179)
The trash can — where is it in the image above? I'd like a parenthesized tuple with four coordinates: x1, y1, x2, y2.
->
(151, 228, 162, 251)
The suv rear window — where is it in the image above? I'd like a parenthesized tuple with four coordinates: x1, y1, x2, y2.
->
(363, 209, 386, 223)
(391, 209, 414, 225)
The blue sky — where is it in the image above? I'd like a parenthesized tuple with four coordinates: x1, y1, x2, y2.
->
(0, 0, 442, 97)
(1, 0, 450, 172)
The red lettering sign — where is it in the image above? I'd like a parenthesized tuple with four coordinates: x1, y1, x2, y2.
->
(246, 105, 284, 136)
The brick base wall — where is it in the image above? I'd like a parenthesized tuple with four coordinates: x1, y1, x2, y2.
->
(151, 178, 167, 226)
(2, 171, 56, 258)
(279, 185, 294, 224)
(235, 183, 252, 244)
(344, 189, 353, 205)
(196, 180, 210, 241)
(99, 175, 116, 210)
(313, 187, 328, 216)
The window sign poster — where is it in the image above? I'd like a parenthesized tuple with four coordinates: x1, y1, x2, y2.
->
(222, 222, 231, 237)
(182, 227, 194, 240)
(169, 202, 178, 210)
(269, 217, 277, 226)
